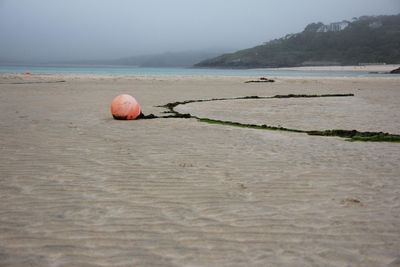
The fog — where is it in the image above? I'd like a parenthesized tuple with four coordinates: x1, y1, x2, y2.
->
(0, 0, 399, 62)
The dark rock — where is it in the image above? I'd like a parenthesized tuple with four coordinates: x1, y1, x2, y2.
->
(245, 77, 275, 83)
(389, 67, 400, 74)
(138, 113, 159, 119)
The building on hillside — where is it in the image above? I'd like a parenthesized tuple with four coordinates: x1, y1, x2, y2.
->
(317, 21, 350, 32)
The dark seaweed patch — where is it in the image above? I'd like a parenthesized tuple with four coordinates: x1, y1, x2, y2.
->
(155, 93, 399, 142)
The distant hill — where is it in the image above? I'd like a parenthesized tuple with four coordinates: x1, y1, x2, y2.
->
(195, 14, 400, 68)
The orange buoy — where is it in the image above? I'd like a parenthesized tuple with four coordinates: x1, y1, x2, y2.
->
(110, 94, 141, 120)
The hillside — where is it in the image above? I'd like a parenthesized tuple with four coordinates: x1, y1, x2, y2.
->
(195, 14, 400, 68)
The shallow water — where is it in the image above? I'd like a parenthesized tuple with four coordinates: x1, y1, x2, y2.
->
(0, 64, 392, 77)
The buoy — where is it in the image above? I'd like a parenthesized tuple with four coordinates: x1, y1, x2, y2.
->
(110, 94, 141, 120)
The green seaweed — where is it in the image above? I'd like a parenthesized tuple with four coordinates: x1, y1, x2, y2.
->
(154, 93, 399, 143)
(198, 119, 400, 142)
(158, 94, 354, 111)
(307, 130, 400, 142)
(198, 118, 304, 133)
(273, 93, 354, 98)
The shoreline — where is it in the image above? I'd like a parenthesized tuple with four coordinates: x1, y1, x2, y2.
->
(1, 72, 400, 82)
(1, 64, 400, 78)
(272, 64, 400, 72)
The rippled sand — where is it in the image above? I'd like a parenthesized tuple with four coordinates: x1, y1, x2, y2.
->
(176, 93, 400, 133)
(1, 74, 400, 266)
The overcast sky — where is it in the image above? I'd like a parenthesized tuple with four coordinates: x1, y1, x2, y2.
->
(0, 0, 399, 62)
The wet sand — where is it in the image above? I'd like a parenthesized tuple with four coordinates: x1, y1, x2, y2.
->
(276, 64, 400, 72)
(0, 74, 400, 266)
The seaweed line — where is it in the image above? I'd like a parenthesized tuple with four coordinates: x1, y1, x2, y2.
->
(142, 93, 400, 143)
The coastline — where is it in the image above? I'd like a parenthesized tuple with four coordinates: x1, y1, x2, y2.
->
(0, 73, 399, 266)
(273, 64, 400, 72)
(1, 64, 400, 78)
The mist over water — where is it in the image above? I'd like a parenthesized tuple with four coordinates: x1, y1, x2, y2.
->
(0, 65, 394, 78)
(0, 0, 399, 63)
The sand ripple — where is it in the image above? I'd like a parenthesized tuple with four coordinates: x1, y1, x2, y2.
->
(0, 75, 399, 266)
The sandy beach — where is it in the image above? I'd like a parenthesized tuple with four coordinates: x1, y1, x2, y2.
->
(1, 73, 400, 266)
(275, 64, 400, 73)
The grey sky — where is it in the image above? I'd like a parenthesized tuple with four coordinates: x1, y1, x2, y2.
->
(0, 0, 399, 62)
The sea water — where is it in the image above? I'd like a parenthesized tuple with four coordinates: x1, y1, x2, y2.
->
(0, 65, 392, 77)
